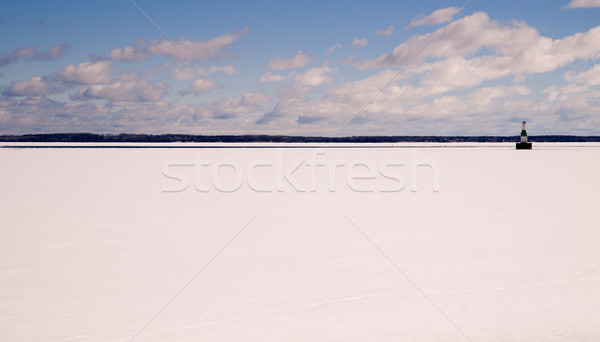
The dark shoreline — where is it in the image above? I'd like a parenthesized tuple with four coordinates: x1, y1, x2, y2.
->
(1, 133, 600, 143)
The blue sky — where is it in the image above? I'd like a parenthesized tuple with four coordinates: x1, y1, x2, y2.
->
(1, 0, 600, 135)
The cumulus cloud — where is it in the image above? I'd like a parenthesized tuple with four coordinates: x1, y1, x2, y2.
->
(59, 61, 113, 84)
(267, 51, 311, 70)
(408, 7, 460, 28)
(260, 67, 338, 104)
(0, 47, 36, 66)
(376, 25, 395, 36)
(254, 58, 598, 134)
(179, 79, 215, 96)
(544, 84, 590, 101)
(207, 65, 239, 75)
(467, 85, 531, 106)
(565, 64, 600, 85)
(109, 45, 148, 62)
(255, 65, 539, 133)
(348, 11, 600, 96)
(147, 29, 247, 60)
(256, 98, 304, 125)
(0, 96, 114, 134)
(352, 38, 368, 48)
(566, 0, 600, 8)
(105, 101, 208, 132)
(0, 94, 241, 135)
(170, 64, 200, 81)
(259, 71, 294, 82)
(3, 9, 600, 136)
(326, 69, 431, 107)
(40, 44, 70, 59)
(294, 67, 336, 86)
(110, 28, 249, 62)
(170, 63, 239, 81)
(545, 64, 600, 101)
(4, 76, 58, 96)
(74, 75, 166, 102)
(419, 56, 510, 93)
(0, 43, 69, 66)
(209, 92, 270, 119)
(0, 102, 11, 124)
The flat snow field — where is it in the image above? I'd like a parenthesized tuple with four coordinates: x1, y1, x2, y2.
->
(1, 143, 599, 341)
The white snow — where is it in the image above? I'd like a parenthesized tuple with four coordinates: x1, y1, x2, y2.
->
(1, 143, 599, 341)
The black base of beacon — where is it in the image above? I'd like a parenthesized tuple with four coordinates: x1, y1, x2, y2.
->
(516, 142, 532, 150)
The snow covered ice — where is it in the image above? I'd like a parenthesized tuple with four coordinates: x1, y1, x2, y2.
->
(1, 143, 599, 341)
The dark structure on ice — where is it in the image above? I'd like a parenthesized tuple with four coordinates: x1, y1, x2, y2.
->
(516, 121, 532, 150)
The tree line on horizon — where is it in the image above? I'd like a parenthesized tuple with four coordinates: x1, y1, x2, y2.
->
(1, 133, 599, 143)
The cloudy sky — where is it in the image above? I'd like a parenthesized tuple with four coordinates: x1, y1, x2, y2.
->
(1, 0, 600, 136)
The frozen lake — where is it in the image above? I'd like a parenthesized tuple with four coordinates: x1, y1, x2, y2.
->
(1, 143, 599, 341)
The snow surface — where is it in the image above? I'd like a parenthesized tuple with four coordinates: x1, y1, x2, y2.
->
(1, 143, 599, 341)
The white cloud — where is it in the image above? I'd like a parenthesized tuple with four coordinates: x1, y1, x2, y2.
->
(239, 92, 271, 107)
(409, 7, 460, 28)
(113, 101, 201, 122)
(170, 64, 198, 81)
(179, 79, 214, 96)
(376, 25, 395, 36)
(59, 61, 113, 84)
(419, 56, 511, 93)
(38, 44, 69, 59)
(251, 58, 599, 134)
(0, 96, 114, 134)
(5, 76, 57, 96)
(565, 64, 600, 85)
(259, 71, 294, 83)
(348, 12, 600, 96)
(294, 67, 336, 86)
(411, 95, 469, 118)
(566, 0, 600, 8)
(352, 38, 368, 48)
(267, 51, 311, 70)
(513, 75, 527, 83)
(170, 63, 239, 81)
(255, 67, 539, 133)
(326, 43, 342, 56)
(0, 44, 68, 66)
(326, 69, 416, 104)
(109, 45, 148, 62)
(255, 98, 307, 125)
(467, 85, 531, 106)
(209, 92, 270, 119)
(544, 84, 590, 101)
(0, 103, 11, 124)
(207, 65, 239, 75)
(75, 75, 166, 102)
(4, 9, 600, 135)
(0, 47, 36, 66)
(545, 64, 600, 101)
(148, 30, 246, 60)
(110, 28, 249, 62)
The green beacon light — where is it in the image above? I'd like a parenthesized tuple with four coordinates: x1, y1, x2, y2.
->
(516, 121, 532, 150)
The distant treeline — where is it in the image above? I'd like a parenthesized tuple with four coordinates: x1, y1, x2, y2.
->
(1, 133, 600, 143)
